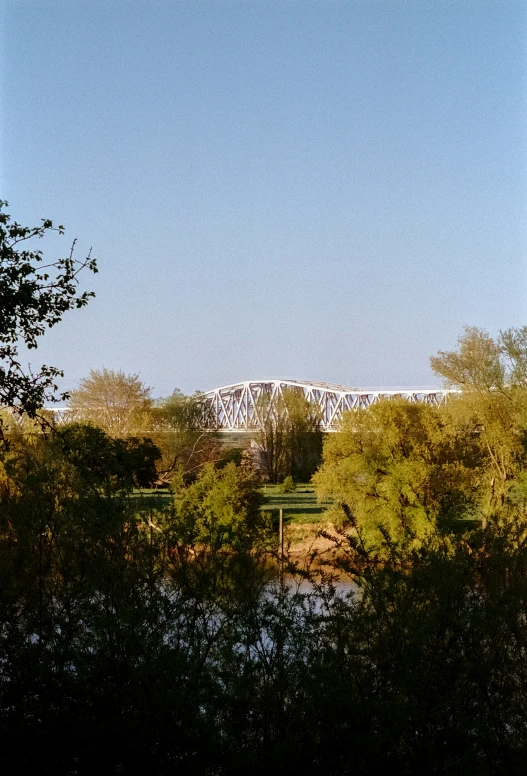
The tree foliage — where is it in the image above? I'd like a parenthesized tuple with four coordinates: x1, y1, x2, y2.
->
(314, 398, 482, 549)
(430, 325, 506, 392)
(6, 422, 161, 494)
(68, 378, 220, 483)
(150, 389, 220, 483)
(256, 388, 323, 483)
(314, 326, 527, 552)
(431, 325, 527, 519)
(69, 368, 152, 437)
(430, 324, 527, 401)
(172, 461, 266, 549)
(0, 201, 97, 415)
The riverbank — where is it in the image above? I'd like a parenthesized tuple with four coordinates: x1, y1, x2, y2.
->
(260, 483, 348, 562)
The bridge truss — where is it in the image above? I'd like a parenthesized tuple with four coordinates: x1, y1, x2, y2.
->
(204, 379, 453, 433)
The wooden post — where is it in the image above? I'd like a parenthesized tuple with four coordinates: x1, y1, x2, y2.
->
(279, 507, 284, 589)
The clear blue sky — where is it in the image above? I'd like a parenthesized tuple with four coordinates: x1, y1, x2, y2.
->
(2, 0, 526, 396)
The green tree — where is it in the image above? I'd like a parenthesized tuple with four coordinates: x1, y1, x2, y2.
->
(285, 388, 324, 481)
(2, 406, 527, 771)
(256, 388, 323, 483)
(314, 398, 481, 550)
(430, 324, 527, 396)
(42, 422, 161, 492)
(117, 436, 161, 488)
(281, 474, 296, 493)
(430, 325, 506, 393)
(0, 201, 97, 415)
(58, 421, 132, 491)
(172, 461, 266, 549)
(501, 325, 527, 389)
(150, 389, 220, 483)
(69, 368, 152, 437)
(431, 326, 527, 520)
(255, 390, 288, 483)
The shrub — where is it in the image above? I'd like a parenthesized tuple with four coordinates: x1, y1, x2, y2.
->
(281, 475, 296, 493)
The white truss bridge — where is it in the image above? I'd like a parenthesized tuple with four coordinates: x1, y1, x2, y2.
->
(204, 379, 455, 433)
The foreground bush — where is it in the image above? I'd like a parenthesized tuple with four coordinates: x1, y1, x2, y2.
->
(1, 429, 527, 773)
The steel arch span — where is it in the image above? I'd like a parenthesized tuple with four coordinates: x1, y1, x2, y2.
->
(204, 379, 455, 433)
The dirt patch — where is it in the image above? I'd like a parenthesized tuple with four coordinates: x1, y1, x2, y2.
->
(283, 521, 350, 566)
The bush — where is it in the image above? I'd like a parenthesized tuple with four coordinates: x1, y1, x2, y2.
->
(281, 475, 296, 493)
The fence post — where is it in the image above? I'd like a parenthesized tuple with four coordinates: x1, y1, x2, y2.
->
(279, 507, 284, 589)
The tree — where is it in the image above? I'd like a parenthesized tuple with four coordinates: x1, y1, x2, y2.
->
(281, 474, 296, 493)
(431, 326, 527, 518)
(313, 327, 527, 550)
(430, 324, 527, 396)
(285, 388, 324, 481)
(68, 369, 152, 437)
(313, 398, 482, 550)
(150, 389, 220, 483)
(255, 391, 288, 483)
(500, 326, 527, 390)
(41, 422, 161, 491)
(0, 201, 97, 415)
(116, 436, 161, 488)
(172, 461, 266, 549)
(256, 388, 323, 483)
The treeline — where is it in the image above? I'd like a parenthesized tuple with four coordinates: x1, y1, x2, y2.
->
(63, 368, 325, 486)
(2, 205, 527, 772)
(67, 372, 224, 486)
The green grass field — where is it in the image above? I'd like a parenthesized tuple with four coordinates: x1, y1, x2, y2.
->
(260, 483, 331, 525)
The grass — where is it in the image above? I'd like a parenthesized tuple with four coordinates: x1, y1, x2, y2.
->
(260, 483, 331, 525)
(131, 482, 333, 528)
(130, 489, 173, 509)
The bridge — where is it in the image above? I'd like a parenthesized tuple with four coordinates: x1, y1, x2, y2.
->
(204, 379, 453, 433)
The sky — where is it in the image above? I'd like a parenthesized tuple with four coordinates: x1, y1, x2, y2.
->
(1, 0, 526, 397)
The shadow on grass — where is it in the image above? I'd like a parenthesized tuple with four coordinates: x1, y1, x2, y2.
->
(261, 484, 332, 524)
